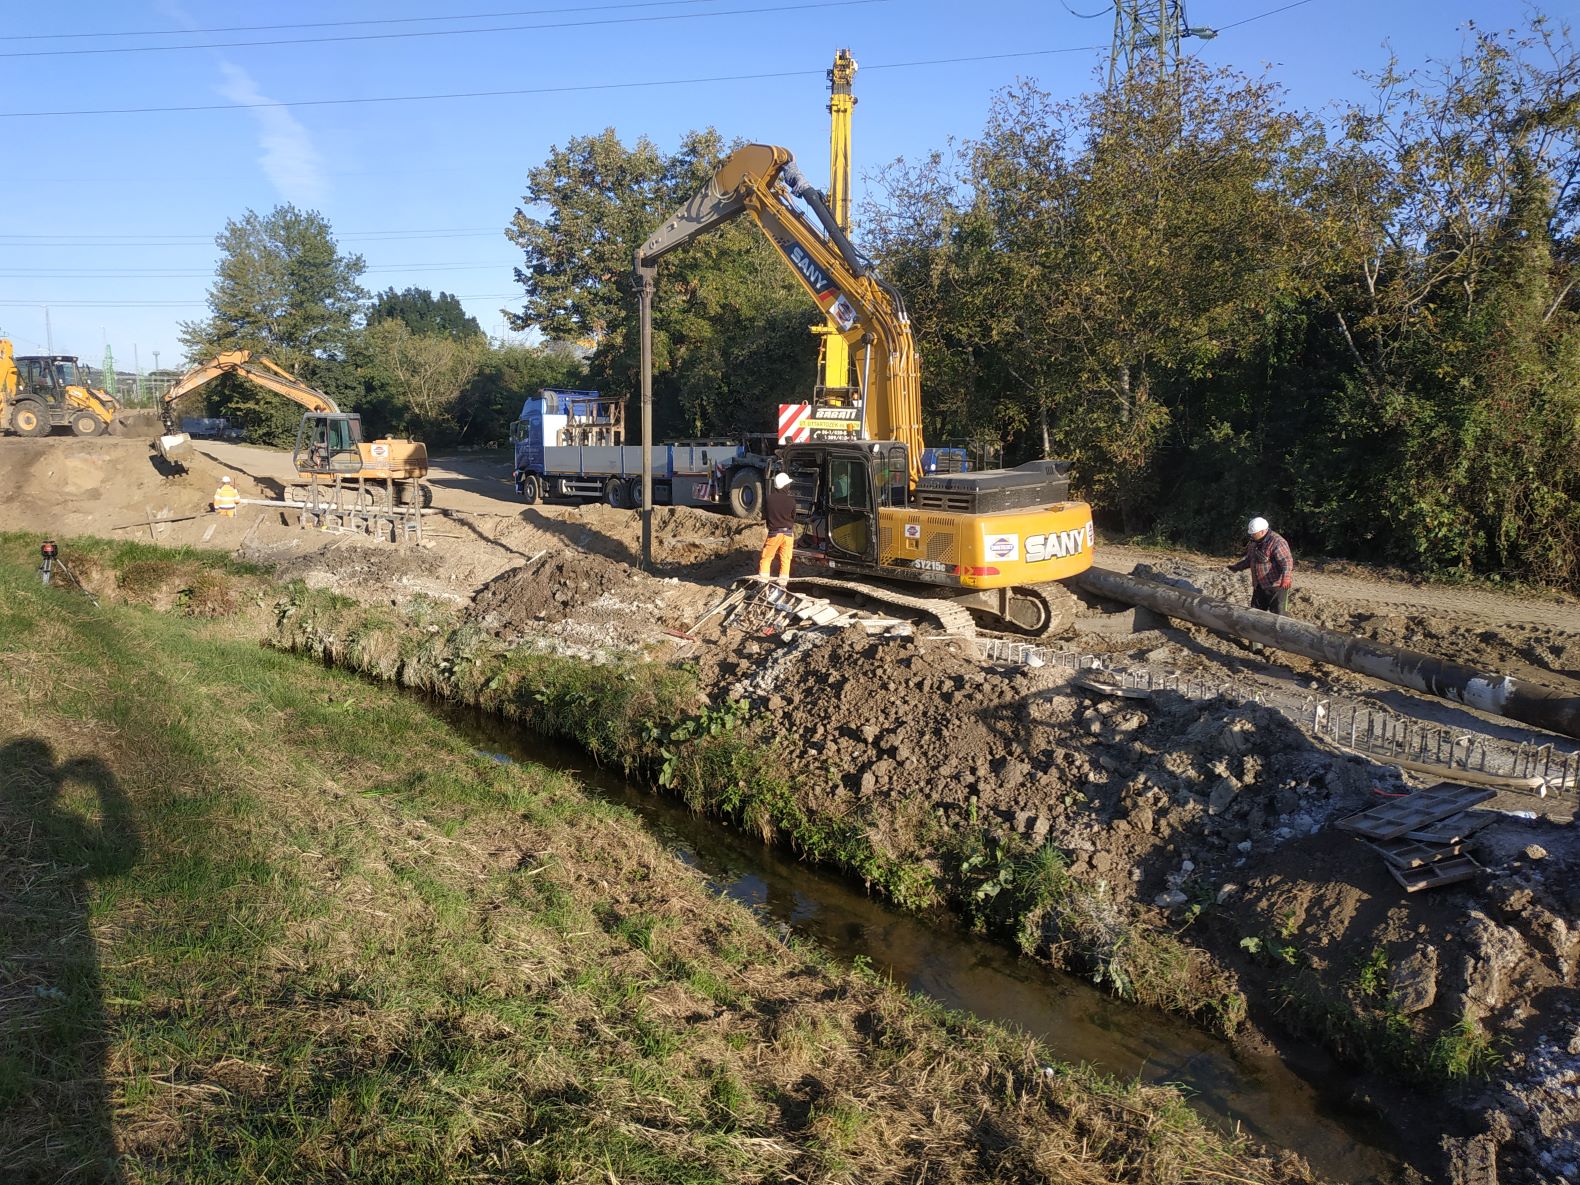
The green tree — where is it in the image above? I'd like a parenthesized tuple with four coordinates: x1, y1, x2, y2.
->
(178, 205, 368, 444)
(506, 128, 815, 438)
(1309, 16, 1580, 584)
(871, 68, 1337, 527)
(356, 320, 488, 445)
(368, 287, 482, 338)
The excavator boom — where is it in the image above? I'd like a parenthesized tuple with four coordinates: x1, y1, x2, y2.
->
(633, 139, 1096, 635)
(159, 350, 339, 431)
(635, 143, 924, 487)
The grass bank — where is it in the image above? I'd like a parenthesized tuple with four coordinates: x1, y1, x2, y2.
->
(270, 584, 1245, 1037)
(0, 543, 1308, 1184)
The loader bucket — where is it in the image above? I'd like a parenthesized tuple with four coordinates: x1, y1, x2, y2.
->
(156, 432, 194, 463)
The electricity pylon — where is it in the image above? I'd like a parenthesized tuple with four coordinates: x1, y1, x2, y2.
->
(1109, 1, 1216, 87)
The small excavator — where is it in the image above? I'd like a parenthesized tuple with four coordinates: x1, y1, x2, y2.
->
(1, 339, 119, 437)
(635, 143, 1095, 635)
(156, 351, 431, 507)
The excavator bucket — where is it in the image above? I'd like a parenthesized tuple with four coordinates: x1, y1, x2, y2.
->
(155, 432, 194, 464)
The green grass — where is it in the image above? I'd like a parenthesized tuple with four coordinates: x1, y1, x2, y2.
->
(0, 548, 1308, 1185)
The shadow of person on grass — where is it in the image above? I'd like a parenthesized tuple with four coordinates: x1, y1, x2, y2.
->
(0, 737, 140, 1185)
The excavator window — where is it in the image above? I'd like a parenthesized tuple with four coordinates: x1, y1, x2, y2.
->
(827, 456, 876, 560)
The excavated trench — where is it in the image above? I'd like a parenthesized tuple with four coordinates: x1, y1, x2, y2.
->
(449, 706, 1408, 1183)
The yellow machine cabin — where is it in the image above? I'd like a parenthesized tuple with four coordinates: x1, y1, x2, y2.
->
(0, 339, 119, 437)
(157, 351, 430, 504)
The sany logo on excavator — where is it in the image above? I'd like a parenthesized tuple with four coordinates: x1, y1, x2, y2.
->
(1025, 523, 1095, 563)
(782, 240, 834, 298)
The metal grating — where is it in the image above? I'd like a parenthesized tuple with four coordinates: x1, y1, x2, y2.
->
(978, 637, 1580, 803)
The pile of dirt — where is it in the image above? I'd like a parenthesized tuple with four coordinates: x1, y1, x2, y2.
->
(475, 552, 640, 626)
(0, 437, 250, 537)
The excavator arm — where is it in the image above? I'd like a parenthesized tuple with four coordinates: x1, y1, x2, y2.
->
(159, 350, 340, 433)
(635, 143, 925, 487)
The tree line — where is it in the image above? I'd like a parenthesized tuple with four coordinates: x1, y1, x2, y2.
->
(184, 14, 1578, 588)
(177, 211, 585, 451)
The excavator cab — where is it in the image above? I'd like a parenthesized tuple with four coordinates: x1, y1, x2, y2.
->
(291, 413, 365, 476)
(783, 440, 910, 565)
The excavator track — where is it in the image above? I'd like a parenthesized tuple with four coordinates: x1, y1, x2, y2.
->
(784, 576, 978, 636)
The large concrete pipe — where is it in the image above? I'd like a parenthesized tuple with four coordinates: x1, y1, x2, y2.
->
(1073, 566, 1580, 740)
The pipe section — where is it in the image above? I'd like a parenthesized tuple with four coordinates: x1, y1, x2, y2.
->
(1073, 566, 1580, 740)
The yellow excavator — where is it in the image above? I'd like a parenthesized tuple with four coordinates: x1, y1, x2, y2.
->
(1, 339, 119, 437)
(156, 351, 431, 506)
(635, 143, 1095, 634)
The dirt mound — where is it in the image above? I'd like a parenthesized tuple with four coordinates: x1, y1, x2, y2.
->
(0, 436, 262, 538)
(475, 552, 640, 626)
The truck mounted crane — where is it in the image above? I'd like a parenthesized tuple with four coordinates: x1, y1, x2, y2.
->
(634, 143, 1095, 635)
(156, 351, 431, 506)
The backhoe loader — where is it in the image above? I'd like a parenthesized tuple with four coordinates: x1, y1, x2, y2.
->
(1, 339, 119, 437)
(156, 351, 431, 507)
(635, 144, 1095, 635)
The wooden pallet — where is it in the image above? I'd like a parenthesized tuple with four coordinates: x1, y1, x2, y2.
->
(1367, 838, 1465, 869)
(1389, 855, 1481, 893)
(1403, 810, 1496, 845)
(1334, 784, 1496, 841)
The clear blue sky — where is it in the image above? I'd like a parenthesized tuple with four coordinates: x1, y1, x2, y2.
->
(1, 0, 1569, 371)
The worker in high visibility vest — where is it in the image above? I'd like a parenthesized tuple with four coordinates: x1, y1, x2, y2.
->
(213, 476, 240, 517)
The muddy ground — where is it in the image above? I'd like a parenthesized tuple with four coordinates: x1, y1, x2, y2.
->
(6, 434, 1580, 1183)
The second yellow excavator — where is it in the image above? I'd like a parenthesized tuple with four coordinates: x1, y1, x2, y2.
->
(156, 351, 431, 506)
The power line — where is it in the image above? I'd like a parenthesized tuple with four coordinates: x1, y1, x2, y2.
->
(0, 264, 508, 278)
(0, 230, 503, 245)
(9, 0, 730, 41)
(1214, 0, 1317, 33)
(1, 46, 1106, 119)
(0, 0, 884, 60)
(0, 292, 524, 309)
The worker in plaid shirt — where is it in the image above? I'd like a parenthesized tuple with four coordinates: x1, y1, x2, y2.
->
(1228, 516, 1293, 615)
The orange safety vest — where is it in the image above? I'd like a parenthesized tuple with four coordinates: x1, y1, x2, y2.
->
(213, 483, 240, 514)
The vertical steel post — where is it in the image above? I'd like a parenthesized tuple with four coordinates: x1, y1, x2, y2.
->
(635, 258, 656, 572)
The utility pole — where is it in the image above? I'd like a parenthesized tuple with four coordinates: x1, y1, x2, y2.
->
(44, 307, 54, 356)
(1108, 1, 1215, 87)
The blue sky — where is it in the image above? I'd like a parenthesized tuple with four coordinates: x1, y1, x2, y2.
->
(2, 0, 1570, 371)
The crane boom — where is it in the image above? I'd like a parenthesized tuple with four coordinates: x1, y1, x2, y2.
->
(159, 350, 339, 431)
(635, 143, 924, 487)
(817, 48, 858, 399)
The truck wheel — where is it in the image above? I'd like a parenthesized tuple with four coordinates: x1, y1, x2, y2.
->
(12, 401, 48, 437)
(625, 476, 645, 508)
(71, 411, 104, 437)
(727, 467, 764, 519)
(519, 473, 542, 505)
(603, 477, 627, 509)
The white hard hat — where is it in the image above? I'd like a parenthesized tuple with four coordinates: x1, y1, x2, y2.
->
(772, 471, 793, 489)
(1247, 516, 1269, 535)
(222, 475, 233, 483)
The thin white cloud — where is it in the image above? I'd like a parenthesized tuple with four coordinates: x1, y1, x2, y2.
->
(217, 61, 327, 205)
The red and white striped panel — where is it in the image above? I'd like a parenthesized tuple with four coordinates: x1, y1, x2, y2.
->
(778, 403, 811, 444)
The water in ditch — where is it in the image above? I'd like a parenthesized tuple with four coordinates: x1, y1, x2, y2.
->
(454, 708, 1406, 1183)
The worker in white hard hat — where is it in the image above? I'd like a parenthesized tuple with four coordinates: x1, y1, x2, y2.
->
(1227, 515, 1293, 615)
(212, 475, 240, 518)
(756, 470, 797, 586)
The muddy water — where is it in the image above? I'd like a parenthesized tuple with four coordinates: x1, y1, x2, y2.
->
(455, 709, 1406, 1183)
